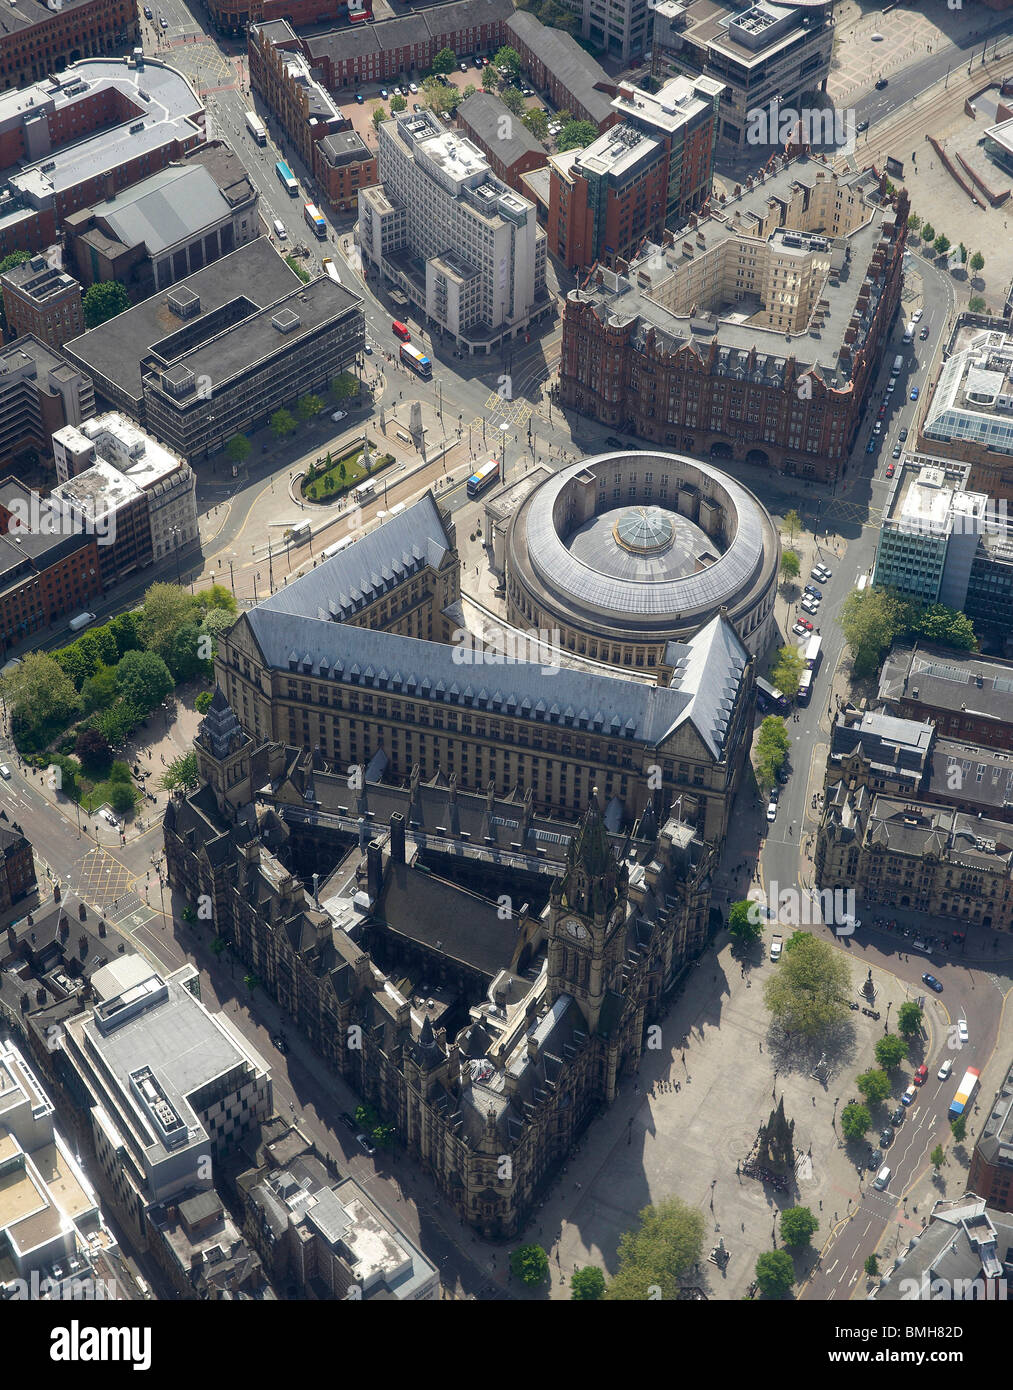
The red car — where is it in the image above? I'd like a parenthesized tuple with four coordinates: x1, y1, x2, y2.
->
(913, 1064, 928, 1086)
(799, 618, 813, 631)
(885, 462, 895, 477)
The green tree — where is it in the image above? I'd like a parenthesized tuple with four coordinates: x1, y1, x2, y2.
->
(81, 663, 119, 715)
(570, 1266, 606, 1300)
(161, 749, 200, 792)
(556, 119, 598, 151)
(921, 223, 935, 243)
(783, 508, 803, 543)
(784, 930, 813, 954)
(605, 1197, 705, 1300)
(243, 972, 261, 993)
(195, 690, 213, 715)
(969, 251, 984, 274)
(930, 1144, 945, 1171)
(754, 1249, 794, 1299)
(74, 728, 112, 776)
(211, 935, 227, 957)
(501, 85, 525, 116)
(390, 93, 407, 112)
(771, 644, 805, 699)
(840, 586, 908, 678)
(1, 652, 81, 732)
(82, 280, 129, 329)
(728, 898, 763, 947)
(950, 1115, 967, 1142)
(779, 1206, 818, 1249)
(907, 214, 921, 233)
(874, 1034, 907, 1070)
(199, 607, 235, 652)
(296, 393, 323, 423)
(493, 45, 521, 81)
(897, 1000, 923, 1038)
(96, 699, 140, 747)
(779, 549, 800, 587)
(193, 585, 236, 618)
(933, 234, 950, 256)
(864, 1255, 879, 1277)
(910, 603, 976, 650)
(509, 1244, 549, 1286)
(957, 243, 967, 264)
(165, 623, 205, 683)
(462, 83, 477, 100)
(431, 46, 456, 74)
(763, 932, 850, 1038)
(856, 1068, 891, 1106)
(108, 781, 137, 815)
(840, 1101, 871, 1141)
(139, 582, 196, 661)
(969, 296, 986, 313)
(755, 715, 790, 787)
(115, 649, 173, 713)
(371, 104, 387, 129)
(270, 408, 297, 439)
(225, 433, 251, 465)
(523, 108, 549, 140)
(285, 255, 311, 284)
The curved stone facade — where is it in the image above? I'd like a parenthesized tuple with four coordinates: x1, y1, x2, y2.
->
(505, 451, 780, 669)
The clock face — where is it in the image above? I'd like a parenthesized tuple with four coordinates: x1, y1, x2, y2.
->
(561, 916, 589, 941)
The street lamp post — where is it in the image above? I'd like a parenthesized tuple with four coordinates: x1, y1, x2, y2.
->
(268, 540, 274, 592)
(254, 572, 260, 604)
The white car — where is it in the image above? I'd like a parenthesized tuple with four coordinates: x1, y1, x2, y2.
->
(392, 85, 403, 97)
(770, 935, 783, 962)
(408, 82, 418, 94)
(331, 410, 347, 423)
(766, 799, 778, 822)
(0, 764, 9, 779)
(792, 622, 808, 637)
(912, 309, 923, 322)
(937, 1057, 953, 1081)
(957, 1018, 969, 1044)
(100, 809, 118, 828)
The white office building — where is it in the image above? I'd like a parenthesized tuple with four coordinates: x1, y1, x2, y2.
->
(358, 110, 548, 354)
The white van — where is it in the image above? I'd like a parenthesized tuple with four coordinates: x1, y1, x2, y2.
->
(273, 219, 287, 239)
(902, 322, 915, 344)
(873, 1165, 891, 1191)
(893, 354, 904, 375)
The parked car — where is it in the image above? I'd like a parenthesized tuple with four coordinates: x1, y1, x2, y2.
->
(364, 344, 373, 354)
(873, 421, 882, 433)
(413, 103, 422, 111)
(919, 325, 929, 340)
(776, 766, 790, 784)
(899, 427, 908, 441)
(873, 1165, 891, 1191)
(474, 55, 484, 68)
(804, 585, 822, 598)
(912, 310, 923, 322)
(0, 765, 9, 780)
(356, 1133, 376, 1155)
(521, 87, 534, 97)
(910, 386, 920, 401)
(811, 563, 831, 580)
(867, 1148, 883, 1171)
(355, 92, 364, 104)
(913, 1064, 928, 1086)
(875, 77, 888, 89)
(957, 1018, 969, 1044)
(271, 1034, 288, 1054)
(392, 85, 403, 97)
(339, 1112, 357, 1132)
(877, 404, 887, 418)
(866, 440, 876, 454)
(331, 410, 347, 422)
(143, 4, 152, 15)
(770, 935, 783, 962)
(880, 1127, 893, 1147)
(922, 972, 943, 993)
(937, 1057, 953, 1081)
(857, 119, 869, 133)
(890, 1106, 905, 1126)
(886, 462, 896, 477)
(380, 87, 389, 99)
(409, 82, 419, 93)
(766, 798, 778, 822)
(99, 809, 118, 828)
(159, 12, 167, 26)
(901, 1084, 917, 1106)
(459, 61, 469, 72)
(798, 617, 813, 631)
(792, 622, 809, 637)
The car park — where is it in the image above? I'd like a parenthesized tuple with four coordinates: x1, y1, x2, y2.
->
(331, 410, 347, 422)
(356, 1133, 376, 1155)
(913, 1064, 928, 1086)
(922, 972, 943, 992)
(886, 462, 895, 477)
(890, 1106, 905, 1126)
(899, 427, 908, 441)
(766, 798, 778, 822)
(910, 387, 919, 400)
(0, 765, 9, 779)
(937, 1057, 954, 1081)
(880, 1127, 893, 1147)
(901, 1084, 917, 1106)
(958, 1018, 969, 1044)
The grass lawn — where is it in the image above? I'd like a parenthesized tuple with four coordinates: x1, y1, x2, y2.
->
(302, 441, 394, 502)
(78, 776, 137, 816)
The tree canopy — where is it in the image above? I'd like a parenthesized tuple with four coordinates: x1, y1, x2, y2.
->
(780, 549, 800, 583)
(874, 1034, 908, 1070)
(82, 280, 129, 329)
(780, 1206, 819, 1248)
(570, 1266, 606, 1300)
(755, 715, 790, 787)
(897, 1000, 923, 1038)
(493, 45, 521, 79)
(840, 587, 908, 678)
(431, 46, 456, 73)
(728, 899, 763, 946)
(115, 649, 173, 713)
(509, 1244, 548, 1286)
(771, 645, 805, 699)
(754, 1249, 794, 1298)
(763, 931, 850, 1038)
(840, 1101, 871, 1141)
(856, 1068, 891, 1106)
(605, 1197, 705, 1300)
(556, 119, 598, 152)
(162, 750, 200, 792)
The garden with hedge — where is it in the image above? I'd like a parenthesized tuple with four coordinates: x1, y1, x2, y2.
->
(301, 440, 394, 504)
(0, 582, 235, 819)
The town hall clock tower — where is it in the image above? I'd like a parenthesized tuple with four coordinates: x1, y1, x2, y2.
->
(547, 792, 630, 1035)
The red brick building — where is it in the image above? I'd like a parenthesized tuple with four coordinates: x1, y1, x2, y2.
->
(1, 256, 84, 350)
(209, 0, 368, 39)
(559, 162, 908, 484)
(0, 0, 136, 91)
(0, 824, 36, 915)
(456, 91, 547, 195)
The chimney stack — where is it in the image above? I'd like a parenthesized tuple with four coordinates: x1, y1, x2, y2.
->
(390, 813, 406, 866)
(366, 840, 383, 900)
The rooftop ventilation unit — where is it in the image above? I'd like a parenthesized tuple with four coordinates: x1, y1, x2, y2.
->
(167, 286, 200, 319)
(273, 308, 301, 333)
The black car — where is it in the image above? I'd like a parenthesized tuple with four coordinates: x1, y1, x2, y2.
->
(271, 1033, 288, 1054)
(143, 4, 152, 15)
(922, 972, 943, 993)
(899, 427, 908, 441)
(605, 436, 626, 449)
(867, 1148, 883, 1171)
(857, 119, 869, 133)
(776, 766, 790, 784)
(875, 78, 888, 90)
(880, 1127, 893, 1147)
(339, 1112, 357, 1132)
(890, 1106, 905, 1127)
